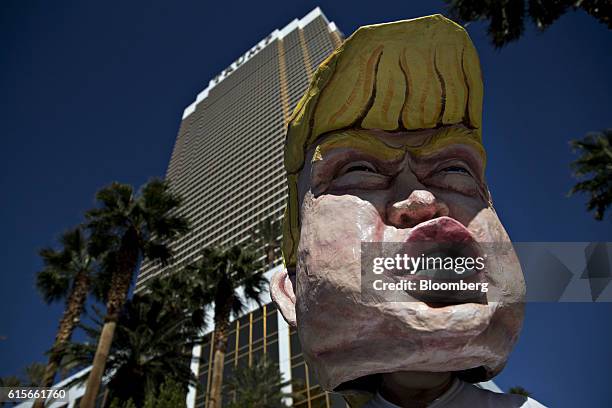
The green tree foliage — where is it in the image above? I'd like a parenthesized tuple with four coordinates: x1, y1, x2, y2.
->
(508, 385, 532, 397)
(62, 273, 201, 407)
(23, 362, 46, 387)
(186, 245, 267, 408)
(35, 226, 96, 402)
(107, 378, 186, 408)
(445, 3, 611, 220)
(0, 375, 22, 388)
(109, 398, 137, 408)
(569, 129, 612, 220)
(143, 379, 187, 408)
(0, 362, 46, 390)
(80, 179, 189, 408)
(445, 0, 611, 48)
(225, 357, 290, 408)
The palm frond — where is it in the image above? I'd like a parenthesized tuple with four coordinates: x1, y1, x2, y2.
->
(36, 227, 95, 304)
(23, 362, 46, 387)
(569, 129, 612, 220)
(186, 245, 267, 323)
(143, 241, 173, 265)
(36, 267, 71, 303)
(226, 356, 290, 408)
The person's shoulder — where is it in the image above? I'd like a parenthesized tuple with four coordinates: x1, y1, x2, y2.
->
(497, 393, 547, 408)
(460, 382, 547, 408)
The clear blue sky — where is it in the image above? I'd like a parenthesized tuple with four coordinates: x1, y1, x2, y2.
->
(1, 1, 610, 406)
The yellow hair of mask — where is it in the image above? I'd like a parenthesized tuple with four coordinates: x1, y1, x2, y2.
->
(283, 14, 485, 268)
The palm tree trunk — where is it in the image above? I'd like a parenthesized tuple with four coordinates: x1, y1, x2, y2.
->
(207, 304, 231, 408)
(80, 320, 117, 408)
(80, 234, 138, 408)
(266, 245, 275, 265)
(101, 388, 111, 408)
(34, 271, 90, 408)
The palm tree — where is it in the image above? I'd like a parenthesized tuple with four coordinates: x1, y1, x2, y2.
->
(569, 129, 612, 220)
(62, 275, 203, 408)
(34, 227, 95, 408)
(108, 399, 137, 408)
(0, 363, 47, 392)
(225, 357, 289, 408)
(254, 217, 281, 266)
(0, 375, 22, 388)
(508, 385, 532, 397)
(79, 180, 189, 408)
(106, 378, 186, 408)
(143, 378, 187, 408)
(23, 362, 46, 387)
(186, 246, 267, 408)
(445, 0, 611, 48)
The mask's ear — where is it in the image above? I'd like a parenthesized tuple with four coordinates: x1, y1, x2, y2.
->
(270, 269, 297, 327)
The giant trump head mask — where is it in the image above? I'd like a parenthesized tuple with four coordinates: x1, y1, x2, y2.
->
(270, 14, 526, 398)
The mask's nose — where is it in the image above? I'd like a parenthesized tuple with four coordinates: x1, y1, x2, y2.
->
(387, 189, 450, 228)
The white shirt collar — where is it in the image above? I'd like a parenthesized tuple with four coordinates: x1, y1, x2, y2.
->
(368, 378, 464, 408)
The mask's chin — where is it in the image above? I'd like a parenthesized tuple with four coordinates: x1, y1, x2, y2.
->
(334, 373, 380, 395)
(298, 302, 510, 393)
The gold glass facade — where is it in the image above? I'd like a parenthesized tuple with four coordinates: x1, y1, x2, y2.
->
(195, 303, 349, 408)
(289, 326, 349, 408)
(196, 305, 280, 407)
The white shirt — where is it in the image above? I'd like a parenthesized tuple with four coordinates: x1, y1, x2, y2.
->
(362, 379, 547, 408)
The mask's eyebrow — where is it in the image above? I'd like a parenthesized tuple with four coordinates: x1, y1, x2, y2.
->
(311, 130, 404, 164)
(407, 127, 486, 166)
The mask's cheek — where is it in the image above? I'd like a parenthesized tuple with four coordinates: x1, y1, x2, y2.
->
(295, 193, 385, 362)
(466, 207, 511, 242)
(467, 208, 526, 305)
(298, 192, 384, 282)
(441, 192, 489, 233)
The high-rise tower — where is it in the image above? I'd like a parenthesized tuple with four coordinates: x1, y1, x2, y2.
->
(135, 7, 343, 290)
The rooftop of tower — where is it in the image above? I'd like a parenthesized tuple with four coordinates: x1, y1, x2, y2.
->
(181, 7, 341, 119)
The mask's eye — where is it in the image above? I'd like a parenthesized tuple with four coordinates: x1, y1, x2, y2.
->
(341, 161, 377, 174)
(345, 164, 376, 173)
(424, 162, 479, 197)
(330, 160, 389, 191)
(439, 165, 470, 175)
